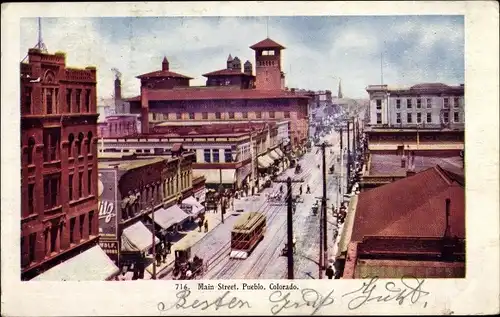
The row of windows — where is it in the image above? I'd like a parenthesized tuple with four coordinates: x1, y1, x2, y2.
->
(376, 112, 461, 124)
(376, 97, 462, 110)
(21, 211, 96, 268)
(25, 131, 94, 165)
(150, 111, 291, 121)
(23, 87, 92, 115)
(203, 149, 234, 163)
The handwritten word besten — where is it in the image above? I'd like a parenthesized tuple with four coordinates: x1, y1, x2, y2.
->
(157, 290, 251, 312)
(342, 276, 430, 310)
(269, 289, 335, 316)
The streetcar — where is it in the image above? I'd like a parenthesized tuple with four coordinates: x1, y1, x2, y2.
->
(229, 211, 266, 260)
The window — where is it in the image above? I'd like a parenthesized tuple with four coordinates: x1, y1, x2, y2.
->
(426, 98, 432, 108)
(443, 112, 449, 123)
(66, 89, 72, 112)
(454, 112, 460, 122)
(28, 183, 35, 215)
(269, 111, 275, 119)
(229, 112, 235, 119)
(427, 112, 432, 123)
(87, 170, 92, 195)
(189, 112, 195, 120)
(46, 89, 53, 114)
(69, 218, 76, 244)
(242, 112, 248, 119)
(396, 113, 401, 124)
(85, 89, 91, 112)
(24, 86, 32, 114)
(76, 89, 81, 112)
(443, 98, 449, 108)
(407, 113, 412, 123)
(284, 111, 290, 118)
(176, 112, 182, 120)
(224, 149, 232, 162)
(79, 214, 85, 241)
(215, 112, 221, 119)
(27, 137, 35, 165)
(417, 98, 422, 108)
(29, 233, 36, 264)
(89, 211, 95, 236)
(50, 225, 58, 253)
(87, 131, 93, 155)
(417, 112, 422, 123)
(202, 112, 208, 119)
(256, 111, 262, 119)
(68, 134, 74, 158)
(406, 99, 412, 109)
(43, 176, 60, 209)
(376, 99, 382, 110)
(212, 149, 220, 163)
(396, 99, 401, 109)
(454, 97, 460, 108)
(77, 133, 84, 156)
(69, 174, 74, 201)
(204, 149, 211, 163)
(78, 172, 83, 198)
(152, 113, 157, 121)
(376, 113, 382, 124)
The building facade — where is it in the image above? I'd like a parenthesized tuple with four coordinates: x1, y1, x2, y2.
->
(20, 48, 117, 280)
(366, 83, 465, 129)
(97, 154, 200, 274)
(125, 37, 310, 148)
(97, 114, 140, 138)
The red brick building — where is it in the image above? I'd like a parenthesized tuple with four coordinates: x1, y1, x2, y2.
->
(126, 37, 310, 149)
(337, 165, 465, 279)
(20, 48, 117, 280)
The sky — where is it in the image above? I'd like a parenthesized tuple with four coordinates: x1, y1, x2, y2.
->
(20, 16, 464, 99)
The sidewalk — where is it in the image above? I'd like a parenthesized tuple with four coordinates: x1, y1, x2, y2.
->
(142, 211, 222, 280)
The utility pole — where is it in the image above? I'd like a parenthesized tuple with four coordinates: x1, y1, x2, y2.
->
(346, 120, 351, 193)
(219, 169, 224, 224)
(315, 142, 332, 275)
(151, 200, 157, 280)
(275, 176, 304, 279)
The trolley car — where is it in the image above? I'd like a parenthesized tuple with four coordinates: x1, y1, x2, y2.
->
(229, 211, 266, 260)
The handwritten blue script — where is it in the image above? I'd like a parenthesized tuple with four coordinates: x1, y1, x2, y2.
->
(268, 289, 335, 315)
(158, 290, 251, 312)
(342, 276, 430, 310)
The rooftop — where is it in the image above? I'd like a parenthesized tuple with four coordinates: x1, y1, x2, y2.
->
(125, 88, 310, 102)
(352, 165, 465, 242)
(155, 119, 287, 127)
(354, 259, 465, 278)
(202, 68, 254, 77)
(136, 70, 193, 80)
(369, 154, 464, 176)
(250, 37, 286, 50)
(98, 157, 166, 171)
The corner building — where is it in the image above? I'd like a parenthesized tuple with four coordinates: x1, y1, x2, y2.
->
(20, 48, 116, 280)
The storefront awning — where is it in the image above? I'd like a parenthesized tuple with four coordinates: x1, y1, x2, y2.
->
(257, 155, 273, 168)
(268, 150, 282, 160)
(274, 148, 284, 157)
(193, 169, 236, 184)
(121, 221, 160, 252)
(148, 205, 190, 230)
(237, 164, 253, 184)
(181, 196, 205, 216)
(32, 245, 119, 281)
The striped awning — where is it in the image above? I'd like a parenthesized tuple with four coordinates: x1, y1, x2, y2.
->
(274, 148, 284, 157)
(257, 155, 273, 168)
(268, 150, 280, 161)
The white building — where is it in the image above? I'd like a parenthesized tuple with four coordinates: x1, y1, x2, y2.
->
(366, 83, 465, 129)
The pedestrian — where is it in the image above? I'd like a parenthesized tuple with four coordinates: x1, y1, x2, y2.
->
(306, 185, 311, 194)
(280, 185, 283, 194)
(198, 219, 203, 232)
(204, 220, 208, 233)
(155, 249, 162, 266)
(165, 241, 172, 255)
(326, 265, 334, 279)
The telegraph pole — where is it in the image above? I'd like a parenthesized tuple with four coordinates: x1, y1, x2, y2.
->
(275, 176, 304, 279)
(315, 142, 332, 275)
(151, 201, 157, 280)
(219, 169, 225, 224)
(346, 120, 351, 193)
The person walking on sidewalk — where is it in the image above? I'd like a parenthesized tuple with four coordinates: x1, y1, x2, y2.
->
(198, 219, 203, 232)
(299, 185, 303, 196)
(204, 220, 209, 233)
(326, 265, 334, 279)
(165, 241, 172, 256)
(306, 185, 311, 194)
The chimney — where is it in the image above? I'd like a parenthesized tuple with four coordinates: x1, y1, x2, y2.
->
(114, 77, 122, 101)
(441, 198, 455, 261)
(162, 56, 169, 71)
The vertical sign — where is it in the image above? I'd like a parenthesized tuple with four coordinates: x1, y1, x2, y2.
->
(98, 170, 119, 237)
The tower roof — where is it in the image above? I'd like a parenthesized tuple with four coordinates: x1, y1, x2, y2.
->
(162, 56, 169, 63)
(232, 56, 241, 62)
(227, 54, 233, 62)
(250, 38, 285, 50)
(244, 60, 252, 65)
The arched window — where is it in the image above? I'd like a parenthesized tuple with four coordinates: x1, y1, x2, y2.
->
(77, 133, 84, 156)
(27, 137, 35, 165)
(68, 134, 74, 158)
(87, 131, 93, 155)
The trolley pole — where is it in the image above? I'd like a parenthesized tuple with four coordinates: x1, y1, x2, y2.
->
(275, 176, 304, 280)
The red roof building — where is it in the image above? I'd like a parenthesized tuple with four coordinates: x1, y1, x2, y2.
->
(125, 38, 311, 150)
(339, 165, 465, 279)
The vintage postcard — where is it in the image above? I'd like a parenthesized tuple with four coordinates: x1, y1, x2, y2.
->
(1, 1, 499, 316)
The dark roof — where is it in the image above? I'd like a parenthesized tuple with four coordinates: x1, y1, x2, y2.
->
(250, 38, 285, 50)
(352, 165, 465, 242)
(227, 54, 233, 62)
(136, 70, 193, 80)
(125, 88, 311, 102)
(244, 60, 252, 65)
(202, 68, 254, 77)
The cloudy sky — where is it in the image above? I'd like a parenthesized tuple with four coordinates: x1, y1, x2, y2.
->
(20, 16, 464, 99)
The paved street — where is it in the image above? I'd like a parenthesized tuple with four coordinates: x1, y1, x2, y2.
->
(162, 130, 349, 280)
